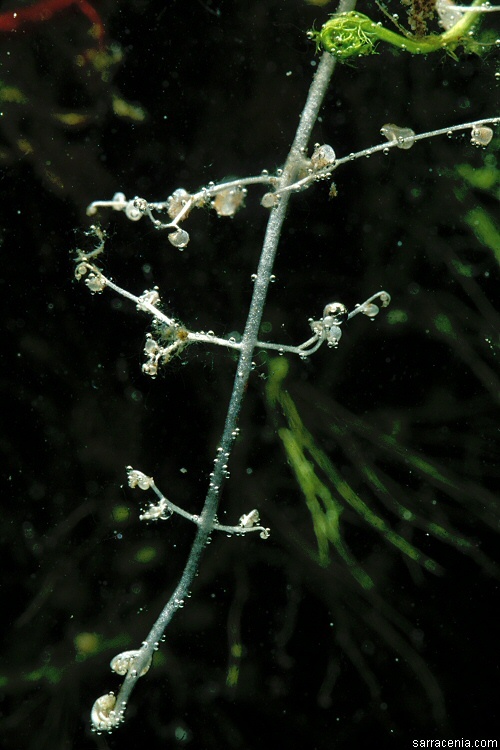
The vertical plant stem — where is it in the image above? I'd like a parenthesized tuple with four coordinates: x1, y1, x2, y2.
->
(111, 2, 356, 716)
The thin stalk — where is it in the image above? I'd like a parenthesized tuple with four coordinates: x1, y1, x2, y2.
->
(100, 1, 357, 726)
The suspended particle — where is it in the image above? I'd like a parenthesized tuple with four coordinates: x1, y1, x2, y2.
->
(168, 228, 190, 249)
(470, 126, 493, 147)
(329, 182, 338, 199)
(380, 123, 415, 150)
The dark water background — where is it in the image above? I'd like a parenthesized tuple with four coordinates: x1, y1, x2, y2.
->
(1, 0, 499, 747)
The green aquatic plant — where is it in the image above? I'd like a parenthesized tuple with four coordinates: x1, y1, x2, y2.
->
(312, 0, 496, 59)
(266, 357, 497, 579)
(454, 140, 500, 265)
(263, 349, 500, 716)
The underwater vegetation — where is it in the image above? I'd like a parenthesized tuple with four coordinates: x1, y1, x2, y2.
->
(1, 0, 499, 747)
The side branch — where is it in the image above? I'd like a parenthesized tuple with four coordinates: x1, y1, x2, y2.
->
(75, 253, 391, 373)
(126, 468, 270, 538)
(85, 117, 500, 246)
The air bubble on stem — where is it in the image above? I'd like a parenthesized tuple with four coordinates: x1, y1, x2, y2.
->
(322, 303, 347, 326)
(139, 498, 172, 521)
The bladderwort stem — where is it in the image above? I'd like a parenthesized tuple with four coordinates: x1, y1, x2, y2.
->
(103, 1, 357, 729)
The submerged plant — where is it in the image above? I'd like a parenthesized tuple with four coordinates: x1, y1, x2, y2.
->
(67, 0, 500, 737)
(312, 0, 500, 58)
